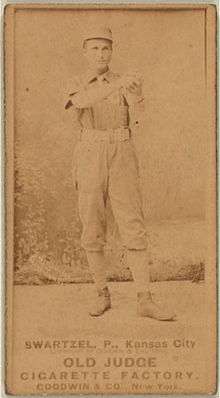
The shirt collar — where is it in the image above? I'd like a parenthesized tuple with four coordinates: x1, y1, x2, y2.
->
(85, 68, 112, 84)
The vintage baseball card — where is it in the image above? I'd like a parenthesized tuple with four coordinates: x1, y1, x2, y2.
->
(4, 2, 217, 395)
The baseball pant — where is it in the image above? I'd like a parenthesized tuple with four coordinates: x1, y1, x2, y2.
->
(74, 136, 147, 252)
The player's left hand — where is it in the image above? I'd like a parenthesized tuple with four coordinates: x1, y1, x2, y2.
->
(123, 72, 143, 97)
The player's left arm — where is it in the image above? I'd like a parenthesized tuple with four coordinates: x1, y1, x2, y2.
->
(123, 73, 145, 128)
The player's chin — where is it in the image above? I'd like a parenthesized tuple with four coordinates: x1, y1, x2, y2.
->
(96, 63, 108, 71)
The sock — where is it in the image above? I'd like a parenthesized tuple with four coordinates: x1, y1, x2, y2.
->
(86, 251, 107, 291)
(126, 249, 150, 293)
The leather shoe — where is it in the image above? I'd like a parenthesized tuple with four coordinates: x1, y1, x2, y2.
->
(137, 291, 176, 321)
(89, 287, 111, 317)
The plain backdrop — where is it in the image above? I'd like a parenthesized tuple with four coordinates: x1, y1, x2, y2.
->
(14, 8, 208, 223)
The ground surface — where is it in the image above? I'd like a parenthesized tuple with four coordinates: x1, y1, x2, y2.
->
(14, 220, 206, 284)
(14, 281, 205, 338)
(9, 281, 216, 395)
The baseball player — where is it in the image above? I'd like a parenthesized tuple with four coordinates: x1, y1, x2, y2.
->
(65, 26, 176, 321)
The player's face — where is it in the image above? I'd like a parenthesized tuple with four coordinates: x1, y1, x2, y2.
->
(83, 38, 112, 73)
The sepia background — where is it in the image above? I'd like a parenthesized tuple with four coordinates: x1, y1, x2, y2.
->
(14, 8, 208, 284)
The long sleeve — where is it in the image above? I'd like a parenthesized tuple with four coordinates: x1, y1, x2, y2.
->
(125, 91, 145, 130)
(64, 76, 82, 110)
(68, 81, 121, 109)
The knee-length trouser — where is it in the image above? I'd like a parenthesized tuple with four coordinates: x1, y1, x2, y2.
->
(74, 134, 147, 252)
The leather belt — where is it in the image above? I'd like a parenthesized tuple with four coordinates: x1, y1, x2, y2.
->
(80, 127, 131, 143)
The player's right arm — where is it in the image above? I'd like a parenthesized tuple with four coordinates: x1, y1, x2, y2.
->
(65, 75, 138, 109)
(69, 82, 121, 109)
(65, 76, 141, 109)
(64, 76, 83, 110)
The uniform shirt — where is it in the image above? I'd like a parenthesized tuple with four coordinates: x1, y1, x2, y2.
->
(65, 68, 145, 130)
